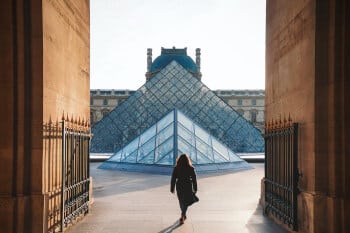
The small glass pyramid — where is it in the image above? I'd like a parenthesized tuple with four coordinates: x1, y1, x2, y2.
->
(99, 109, 252, 174)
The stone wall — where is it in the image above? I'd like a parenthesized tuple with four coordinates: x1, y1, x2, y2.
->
(43, 0, 90, 121)
(266, 1, 316, 230)
(313, 0, 350, 232)
(0, 1, 45, 232)
(265, 0, 349, 232)
(0, 0, 90, 232)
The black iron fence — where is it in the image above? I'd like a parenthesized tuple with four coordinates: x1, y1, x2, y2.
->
(264, 117, 299, 231)
(43, 117, 91, 232)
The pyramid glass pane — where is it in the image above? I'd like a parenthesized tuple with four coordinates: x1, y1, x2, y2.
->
(92, 61, 264, 154)
(177, 137, 196, 162)
(137, 150, 154, 164)
(100, 109, 252, 174)
(196, 150, 214, 164)
(156, 151, 174, 165)
(140, 125, 156, 145)
(155, 137, 173, 164)
(195, 138, 213, 160)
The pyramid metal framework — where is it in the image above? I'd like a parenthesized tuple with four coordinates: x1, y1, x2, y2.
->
(91, 61, 264, 154)
(100, 109, 251, 173)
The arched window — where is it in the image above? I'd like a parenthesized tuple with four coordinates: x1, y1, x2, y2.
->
(103, 99, 108, 105)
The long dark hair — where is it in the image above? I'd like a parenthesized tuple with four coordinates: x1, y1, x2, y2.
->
(176, 154, 193, 168)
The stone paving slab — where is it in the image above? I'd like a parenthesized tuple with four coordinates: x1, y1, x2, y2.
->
(66, 163, 288, 233)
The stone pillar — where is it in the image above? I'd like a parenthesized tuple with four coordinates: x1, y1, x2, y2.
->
(313, 0, 350, 232)
(0, 1, 45, 232)
(265, 0, 350, 232)
(0, 0, 90, 232)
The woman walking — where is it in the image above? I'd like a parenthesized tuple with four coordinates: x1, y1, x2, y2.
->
(170, 154, 198, 224)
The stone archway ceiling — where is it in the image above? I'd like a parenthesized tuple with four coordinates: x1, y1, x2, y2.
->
(91, 61, 264, 153)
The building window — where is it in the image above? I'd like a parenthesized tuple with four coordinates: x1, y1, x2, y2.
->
(251, 110, 257, 123)
(220, 90, 231, 95)
(101, 91, 111, 95)
(114, 90, 126, 95)
(237, 109, 244, 116)
(252, 99, 256, 105)
(90, 98, 93, 105)
(102, 110, 109, 117)
(103, 99, 108, 105)
(237, 99, 242, 106)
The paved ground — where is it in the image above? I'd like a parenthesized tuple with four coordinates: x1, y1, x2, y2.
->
(67, 163, 288, 233)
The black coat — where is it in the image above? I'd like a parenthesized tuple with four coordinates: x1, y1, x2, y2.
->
(170, 166, 197, 206)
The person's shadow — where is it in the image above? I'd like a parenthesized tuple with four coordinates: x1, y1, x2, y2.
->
(158, 220, 181, 233)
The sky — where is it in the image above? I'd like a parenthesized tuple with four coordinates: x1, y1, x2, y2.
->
(90, 0, 266, 90)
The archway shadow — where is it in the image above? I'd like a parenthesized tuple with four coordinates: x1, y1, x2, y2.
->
(246, 203, 288, 233)
(158, 220, 181, 233)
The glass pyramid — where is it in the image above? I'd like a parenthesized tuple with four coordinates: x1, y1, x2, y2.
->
(91, 60, 264, 154)
(99, 109, 252, 174)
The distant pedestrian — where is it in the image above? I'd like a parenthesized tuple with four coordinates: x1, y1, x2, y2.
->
(170, 154, 198, 224)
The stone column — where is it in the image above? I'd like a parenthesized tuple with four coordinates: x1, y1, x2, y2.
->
(313, 0, 350, 232)
(265, 0, 350, 232)
(0, 0, 90, 232)
(0, 1, 45, 232)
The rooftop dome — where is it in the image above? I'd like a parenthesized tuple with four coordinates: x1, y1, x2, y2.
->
(150, 47, 198, 73)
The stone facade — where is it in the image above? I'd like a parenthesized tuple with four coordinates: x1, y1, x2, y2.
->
(90, 89, 135, 125)
(213, 90, 265, 132)
(265, 0, 350, 232)
(0, 0, 90, 232)
(90, 89, 265, 132)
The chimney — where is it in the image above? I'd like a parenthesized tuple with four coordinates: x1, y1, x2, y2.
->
(147, 48, 152, 72)
(195, 48, 201, 72)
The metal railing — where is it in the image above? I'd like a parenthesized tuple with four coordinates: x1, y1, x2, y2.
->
(43, 117, 91, 232)
(264, 117, 299, 231)
(43, 120, 63, 232)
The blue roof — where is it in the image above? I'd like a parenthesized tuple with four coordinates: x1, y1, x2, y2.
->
(150, 48, 198, 73)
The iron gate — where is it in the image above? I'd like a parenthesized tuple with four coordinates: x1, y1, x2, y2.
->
(44, 118, 91, 232)
(264, 118, 299, 231)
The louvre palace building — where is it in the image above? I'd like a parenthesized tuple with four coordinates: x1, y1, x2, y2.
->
(90, 48, 265, 133)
